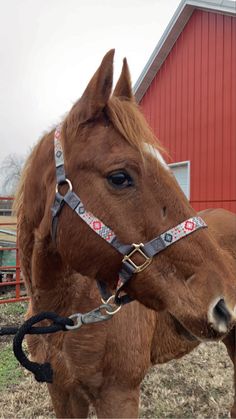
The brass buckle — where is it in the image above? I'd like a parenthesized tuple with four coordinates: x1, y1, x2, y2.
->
(122, 243, 153, 273)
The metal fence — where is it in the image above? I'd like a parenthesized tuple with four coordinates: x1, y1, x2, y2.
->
(0, 196, 28, 304)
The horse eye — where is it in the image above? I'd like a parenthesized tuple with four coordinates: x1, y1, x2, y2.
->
(107, 171, 134, 189)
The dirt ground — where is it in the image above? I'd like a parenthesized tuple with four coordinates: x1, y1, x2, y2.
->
(0, 302, 234, 418)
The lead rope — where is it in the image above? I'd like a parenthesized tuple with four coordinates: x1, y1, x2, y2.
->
(0, 303, 120, 383)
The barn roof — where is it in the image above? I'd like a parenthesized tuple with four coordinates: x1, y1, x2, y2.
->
(134, 0, 236, 102)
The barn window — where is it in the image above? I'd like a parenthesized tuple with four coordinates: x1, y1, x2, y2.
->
(168, 161, 190, 200)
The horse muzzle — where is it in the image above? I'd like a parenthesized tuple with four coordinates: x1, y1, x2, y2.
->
(208, 297, 235, 335)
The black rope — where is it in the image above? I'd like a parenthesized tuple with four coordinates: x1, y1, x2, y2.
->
(0, 326, 19, 335)
(0, 312, 73, 383)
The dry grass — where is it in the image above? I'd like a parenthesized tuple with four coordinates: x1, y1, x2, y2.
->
(140, 343, 233, 418)
(0, 303, 234, 418)
(0, 373, 54, 418)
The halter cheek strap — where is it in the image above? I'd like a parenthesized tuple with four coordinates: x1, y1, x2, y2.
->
(51, 125, 207, 306)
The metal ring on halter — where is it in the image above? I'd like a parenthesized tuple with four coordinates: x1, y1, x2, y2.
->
(66, 313, 83, 330)
(101, 295, 122, 315)
(55, 178, 73, 194)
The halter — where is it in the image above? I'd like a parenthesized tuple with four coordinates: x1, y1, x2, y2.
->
(51, 125, 207, 306)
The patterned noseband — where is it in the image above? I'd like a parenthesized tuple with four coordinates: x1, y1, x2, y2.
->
(51, 125, 207, 306)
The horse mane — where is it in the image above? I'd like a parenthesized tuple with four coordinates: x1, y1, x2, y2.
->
(106, 97, 164, 155)
(13, 141, 42, 217)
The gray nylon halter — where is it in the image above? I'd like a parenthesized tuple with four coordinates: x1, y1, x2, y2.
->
(51, 125, 207, 305)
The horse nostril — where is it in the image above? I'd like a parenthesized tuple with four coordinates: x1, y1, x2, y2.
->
(213, 298, 231, 326)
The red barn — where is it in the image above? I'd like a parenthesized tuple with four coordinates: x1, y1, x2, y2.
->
(134, 0, 236, 212)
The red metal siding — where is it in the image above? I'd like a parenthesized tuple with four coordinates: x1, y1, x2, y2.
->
(140, 10, 236, 213)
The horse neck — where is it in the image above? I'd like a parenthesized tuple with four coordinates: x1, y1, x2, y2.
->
(24, 231, 72, 313)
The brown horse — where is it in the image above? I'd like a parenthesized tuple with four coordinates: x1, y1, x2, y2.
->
(15, 50, 236, 417)
(25, 208, 236, 418)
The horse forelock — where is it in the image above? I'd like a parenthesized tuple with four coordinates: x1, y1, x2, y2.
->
(106, 97, 164, 156)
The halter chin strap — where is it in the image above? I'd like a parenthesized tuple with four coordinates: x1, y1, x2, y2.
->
(51, 125, 207, 305)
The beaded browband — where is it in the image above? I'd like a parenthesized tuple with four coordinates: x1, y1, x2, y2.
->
(51, 125, 207, 306)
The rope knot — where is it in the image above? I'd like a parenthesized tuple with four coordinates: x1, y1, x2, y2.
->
(11, 312, 74, 383)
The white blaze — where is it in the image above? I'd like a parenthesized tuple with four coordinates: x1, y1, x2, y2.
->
(144, 143, 170, 171)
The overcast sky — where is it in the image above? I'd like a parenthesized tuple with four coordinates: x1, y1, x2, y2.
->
(0, 0, 184, 162)
(1, 0, 235, 164)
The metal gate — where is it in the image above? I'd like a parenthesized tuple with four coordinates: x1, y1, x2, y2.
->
(0, 196, 28, 304)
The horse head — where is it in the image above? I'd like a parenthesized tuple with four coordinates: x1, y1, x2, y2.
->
(17, 50, 236, 342)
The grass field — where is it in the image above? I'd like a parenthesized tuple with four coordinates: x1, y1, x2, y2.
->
(0, 302, 234, 418)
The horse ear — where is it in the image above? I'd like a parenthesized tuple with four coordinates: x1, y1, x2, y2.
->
(70, 49, 115, 125)
(113, 58, 134, 100)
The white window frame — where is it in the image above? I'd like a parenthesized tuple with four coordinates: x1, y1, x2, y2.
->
(168, 160, 191, 200)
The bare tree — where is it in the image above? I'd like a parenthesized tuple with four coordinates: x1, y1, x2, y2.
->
(0, 153, 25, 195)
